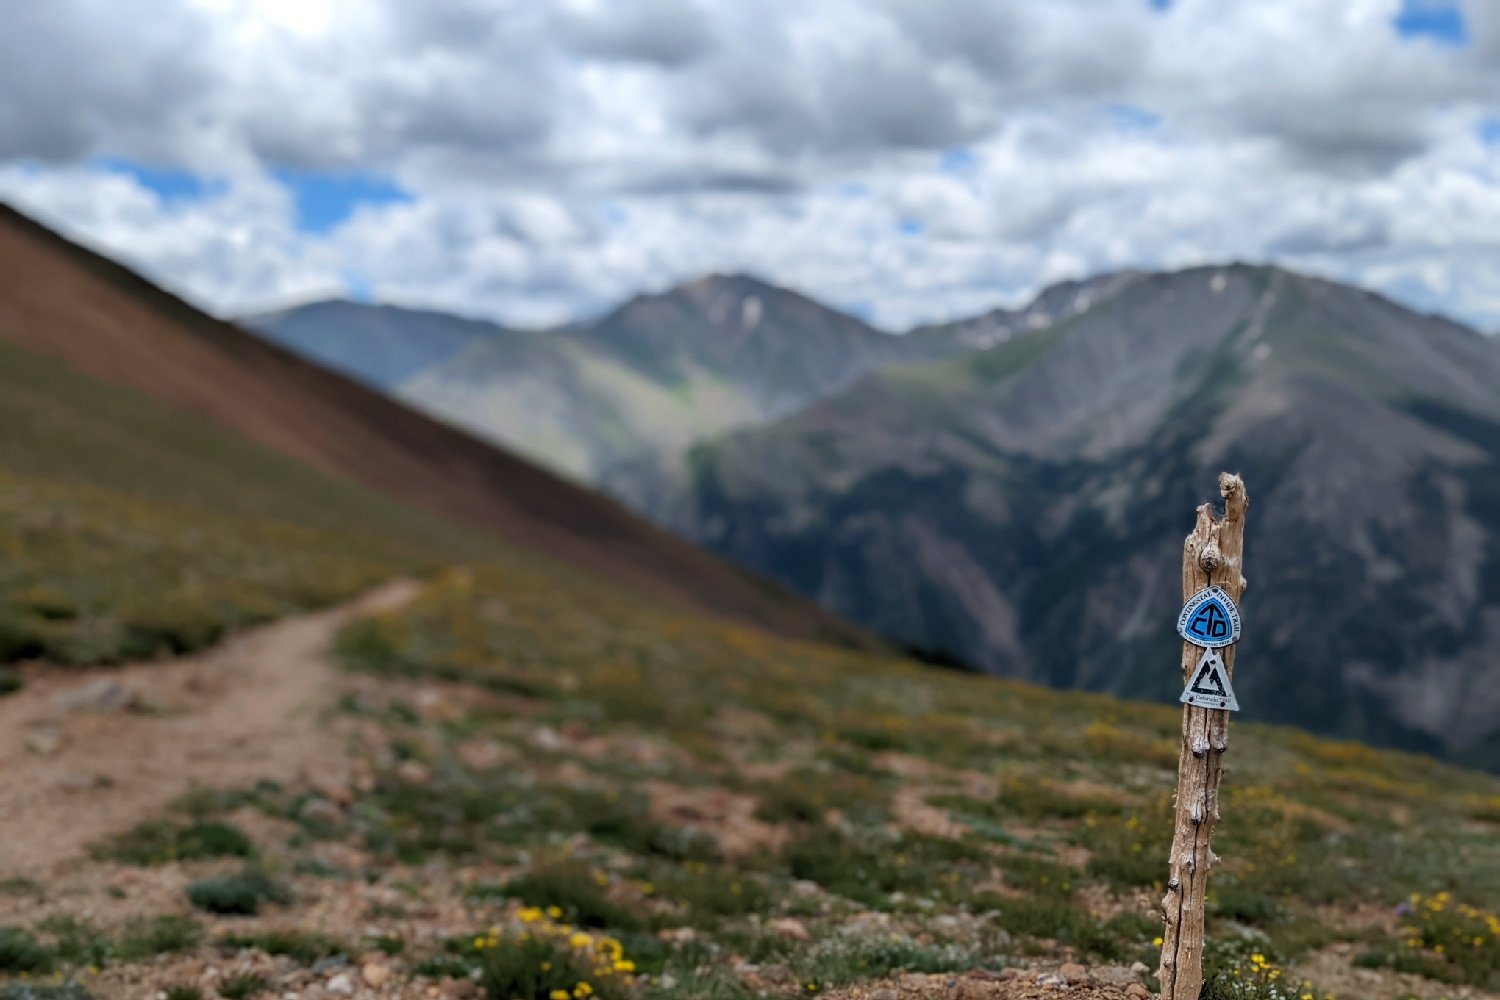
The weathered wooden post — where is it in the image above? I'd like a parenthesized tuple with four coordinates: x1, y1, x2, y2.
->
(1157, 472, 1248, 1000)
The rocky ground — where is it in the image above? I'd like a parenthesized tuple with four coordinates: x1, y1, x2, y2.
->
(4, 570, 1500, 1000)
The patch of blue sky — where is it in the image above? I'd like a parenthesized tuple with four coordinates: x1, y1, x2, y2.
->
(899, 219, 925, 236)
(342, 270, 375, 303)
(271, 168, 413, 235)
(1102, 103, 1162, 132)
(94, 158, 218, 202)
(1147, 0, 1171, 10)
(1480, 117, 1500, 146)
(940, 148, 978, 174)
(839, 181, 871, 199)
(1393, 0, 1468, 45)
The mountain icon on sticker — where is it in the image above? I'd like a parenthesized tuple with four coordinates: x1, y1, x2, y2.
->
(1181, 647, 1240, 712)
(1177, 585, 1241, 648)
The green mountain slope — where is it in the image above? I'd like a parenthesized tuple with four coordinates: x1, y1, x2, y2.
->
(249, 275, 960, 482)
(626, 265, 1500, 764)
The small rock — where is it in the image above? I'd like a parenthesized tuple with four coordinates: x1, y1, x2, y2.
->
(303, 759, 354, 804)
(413, 687, 455, 722)
(769, 917, 808, 941)
(1126, 985, 1153, 999)
(25, 724, 63, 756)
(396, 760, 431, 785)
(872, 990, 900, 1000)
(56, 772, 99, 791)
(1059, 962, 1088, 983)
(1036, 973, 1067, 987)
(298, 796, 346, 830)
(327, 972, 354, 995)
(1130, 961, 1151, 976)
(362, 961, 391, 988)
(532, 726, 565, 751)
(761, 963, 792, 985)
(456, 738, 510, 770)
(54, 678, 135, 713)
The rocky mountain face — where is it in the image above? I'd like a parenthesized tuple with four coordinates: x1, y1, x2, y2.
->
(619, 265, 1500, 764)
(250, 275, 955, 482)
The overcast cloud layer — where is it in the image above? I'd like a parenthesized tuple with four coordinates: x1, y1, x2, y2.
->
(2, 0, 1498, 331)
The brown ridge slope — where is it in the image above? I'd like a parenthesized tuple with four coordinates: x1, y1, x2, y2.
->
(0, 203, 869, 647)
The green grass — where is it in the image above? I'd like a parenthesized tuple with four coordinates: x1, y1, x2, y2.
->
(314, 564, 1500, 997)
(0, 334, 516, 668)
(0, 470, 403, 666)
(501, 859, 645, 931)
(92, 819, 254, 865)
(0, 927, 55, 974)
(219, 929, 347, 964)
(217, 973, 268, 999)
(116, 915, 202, 961)
(0, 986, 96, 1000)
(185, 869, 291, 916)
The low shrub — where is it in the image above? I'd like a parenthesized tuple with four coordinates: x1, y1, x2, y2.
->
(115, 915, 202, 960)
(471, 916, 636, 1000)
(218, 973, 268, 999)
(0, 927, 55, 974)
(220, 929, 347, 964)
(94, 820, 254, 865)
(186, 869, 290, 916)
(35, 916, 109, 967)
(503, 860, 643, 931)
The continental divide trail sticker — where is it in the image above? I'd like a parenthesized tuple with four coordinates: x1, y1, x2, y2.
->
(1176, 585, 1242, 711)
(1177, 585, 1240, 648)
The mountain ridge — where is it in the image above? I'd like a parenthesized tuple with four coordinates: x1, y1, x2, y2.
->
(620, 262, 1500, 763)
(249, 269, 964, 481)
(0, 201, 874, 650)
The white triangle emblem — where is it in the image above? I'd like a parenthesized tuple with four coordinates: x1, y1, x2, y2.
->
(1180, 647, 1240, 712)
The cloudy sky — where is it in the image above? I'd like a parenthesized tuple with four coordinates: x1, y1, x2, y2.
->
(2, 0, 1498, 331)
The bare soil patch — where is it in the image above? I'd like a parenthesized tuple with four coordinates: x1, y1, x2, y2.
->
(0, 580, 418, 877)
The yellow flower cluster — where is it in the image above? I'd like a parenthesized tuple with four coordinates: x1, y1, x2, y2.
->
(1212, 951, 1333, 1000)
(469, 905, 638, 998)
(1401, 892, 1500, 952)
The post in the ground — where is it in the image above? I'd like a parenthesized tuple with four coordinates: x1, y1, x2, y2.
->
(1157, 472, 1249, 1000)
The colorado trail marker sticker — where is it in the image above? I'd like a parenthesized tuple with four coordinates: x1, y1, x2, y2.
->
(1176, 585, 1240, 648)
(1180, 646, 1239, 711)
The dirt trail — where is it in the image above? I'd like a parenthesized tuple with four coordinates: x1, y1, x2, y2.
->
(0, 580, 418, 876)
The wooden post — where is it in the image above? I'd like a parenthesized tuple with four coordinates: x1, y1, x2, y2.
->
(1157, 472, 1248, 1000)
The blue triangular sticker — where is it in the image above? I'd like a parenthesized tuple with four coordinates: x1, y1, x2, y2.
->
(1181, 647, 1239, 712)
(1177, 585, 1241, 648)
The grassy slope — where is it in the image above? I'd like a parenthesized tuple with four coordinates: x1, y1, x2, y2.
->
(7, 477, 1500, 998)
(315, 560, 1500, 996)
(0, 204, 872, 650)
(0, 336, 499, 665)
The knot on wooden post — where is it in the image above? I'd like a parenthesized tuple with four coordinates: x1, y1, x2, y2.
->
(1198, 544, 1223, 572)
